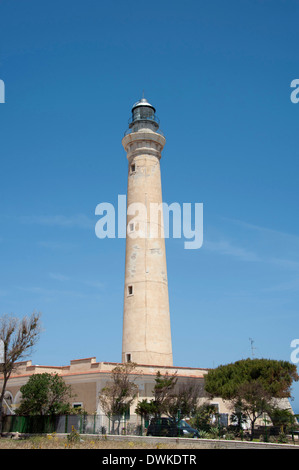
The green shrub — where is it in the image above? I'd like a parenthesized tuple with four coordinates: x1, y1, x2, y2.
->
(224, 432, 235, 441)
(277, 432, 288, 444)
(198, 430, 209, 439)
(67, 426, 80, 444)
(209, 427, 220, 438)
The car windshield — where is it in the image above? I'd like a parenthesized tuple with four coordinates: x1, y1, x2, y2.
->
(178, 420, 191, 428)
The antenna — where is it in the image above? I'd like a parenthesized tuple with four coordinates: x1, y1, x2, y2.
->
(142, 89, 145, 99)
(249, 338, 257, 358)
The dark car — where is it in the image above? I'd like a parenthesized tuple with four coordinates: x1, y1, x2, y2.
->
(177, 420, 200, 438)
(146, 417, 179, 437)
(146, 418, 200, 438)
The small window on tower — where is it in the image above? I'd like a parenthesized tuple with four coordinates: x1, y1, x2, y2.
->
(128, 285, 133, 296)
(130, 163, 136, 173)
(129, 223, 134, 232)
(126, 353, 131, 363)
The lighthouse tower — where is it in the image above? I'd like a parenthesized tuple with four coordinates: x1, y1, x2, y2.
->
(121, 97, 173, 367)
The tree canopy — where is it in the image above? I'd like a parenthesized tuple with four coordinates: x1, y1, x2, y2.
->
(204, 358, 299, 439)
(0, 312, 41, 429)
(135, 371, 201, 424)
(17, 372, 73, 416)
(99, 362, 138, 434)
(204, 358, 299, 400)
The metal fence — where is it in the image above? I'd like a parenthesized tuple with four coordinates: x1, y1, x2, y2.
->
(2, 414, 145, 436)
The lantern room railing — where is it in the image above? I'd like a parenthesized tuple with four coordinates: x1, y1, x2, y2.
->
(128, 114, 160, 127)
(124, 126, 164, 137)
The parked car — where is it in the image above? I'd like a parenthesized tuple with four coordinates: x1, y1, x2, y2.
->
(146, 418, 200, 438)
(177, 420, 200, 438)
(147, 417, 179, 437)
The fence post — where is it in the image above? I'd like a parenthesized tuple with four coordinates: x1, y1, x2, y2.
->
(65, 415, 68, 434)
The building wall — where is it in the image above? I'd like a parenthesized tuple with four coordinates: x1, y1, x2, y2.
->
(1, 357, 294, 425)
(64, 381, 97, 414)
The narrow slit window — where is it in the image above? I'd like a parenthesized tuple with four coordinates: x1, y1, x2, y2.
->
(129, 223, 134, 232)
(128, 285, 133, 296)
(126, 353, 131, 363)
(130, 163, 136, 173)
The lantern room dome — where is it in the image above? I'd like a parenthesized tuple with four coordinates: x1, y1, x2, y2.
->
(131, 98, 156, 113)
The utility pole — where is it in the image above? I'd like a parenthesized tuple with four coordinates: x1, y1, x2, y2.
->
(249, 338, 257, 358)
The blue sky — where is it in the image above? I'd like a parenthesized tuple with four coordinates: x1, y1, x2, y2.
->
(1, 0, 299, 410)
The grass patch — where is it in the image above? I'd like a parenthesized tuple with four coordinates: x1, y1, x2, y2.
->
(0, 435, 201, 450)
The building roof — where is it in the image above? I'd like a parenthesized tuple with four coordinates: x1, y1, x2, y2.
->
(1, 357, 209, 380)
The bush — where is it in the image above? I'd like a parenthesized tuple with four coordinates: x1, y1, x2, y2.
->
(203, 427, 221, 439)
(99, 426, 107, 435)
(67, 426, 80, 444)
(227, 425, 247, 440)
(224, 432, 236, 441)
(277, 432, 288, 444)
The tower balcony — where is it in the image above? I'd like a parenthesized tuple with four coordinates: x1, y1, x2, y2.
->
(124, 126, 164, 137)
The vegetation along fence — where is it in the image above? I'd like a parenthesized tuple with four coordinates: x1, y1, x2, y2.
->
(3, 414, 144, 436)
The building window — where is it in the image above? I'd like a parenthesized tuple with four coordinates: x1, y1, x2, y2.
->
(129, 223, 134, 232)
(128, 285, 134, 296)
(72, 402, 83, 410)
(130, 163, 136, 173)
(126, 353, 131, 363)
